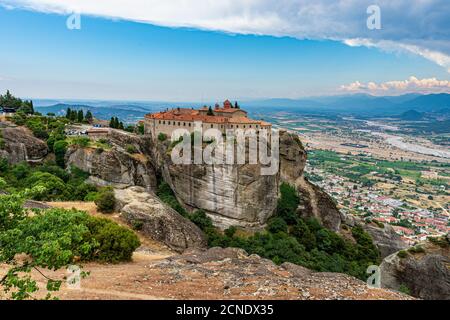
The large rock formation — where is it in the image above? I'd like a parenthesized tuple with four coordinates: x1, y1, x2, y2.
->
(65, 131, 157, 190)
(380, 235, 450, 300)
(115, 186, 207, 252)
(161, 162, 279, 229)
(0, 127, 48, 164)
(362, 221, 408, 258)
(278, 130, 342, 231)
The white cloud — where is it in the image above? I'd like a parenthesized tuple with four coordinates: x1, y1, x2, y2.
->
(340, 76, 450, 95)
(1, 0, 450, 71)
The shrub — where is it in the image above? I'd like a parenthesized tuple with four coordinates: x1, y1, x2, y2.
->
(0, 157, 9, 173)
(158, 132, 167, 141)
(398, 284, 411, 296)
(126, 144, 137, 153)
(95, 188, 116, 213)
(131, 219, 144, 231)
(397, 250, 408, 258)
(408, 245, 425, 254)
(86, 217, 140, 262)
(0, 130, 5, 149)
(71, 136, 90, 148)
(267, 216, 288, 234)
(25, 172, 67, 201)
(224, 226, 237, 238)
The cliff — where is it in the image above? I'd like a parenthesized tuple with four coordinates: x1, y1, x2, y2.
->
(0, 127, 48, 164)
(380, 234, 450, 300)
(65, 130, 157, 190)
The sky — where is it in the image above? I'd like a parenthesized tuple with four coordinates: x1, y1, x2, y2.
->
(0, 0, 449, 101)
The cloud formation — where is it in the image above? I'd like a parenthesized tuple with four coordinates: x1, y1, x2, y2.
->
(340, 76, 450, 95)
(1, 0, 450, 71)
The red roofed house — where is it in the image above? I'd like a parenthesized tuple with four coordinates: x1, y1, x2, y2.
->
(144, 100, 271, 139)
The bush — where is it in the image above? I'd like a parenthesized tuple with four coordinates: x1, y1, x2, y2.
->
(408, 245, 425, 254)
(397, 250, 408, 258)
(267, 216, 288, 233)
(71, 136, 90, 148)
(158, 132, 167, 141)
(25, 172, 67, 201)
(86, 216, 141, 262)
(95, 188, 116, 213)
(224, 226, 237, 238)
(126, 144, 137, 153)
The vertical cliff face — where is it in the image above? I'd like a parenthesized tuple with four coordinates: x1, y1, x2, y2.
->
(162, 162, 279, 229)
(278, 130, 342, 232)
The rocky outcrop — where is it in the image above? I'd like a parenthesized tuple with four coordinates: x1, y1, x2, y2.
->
(380, 235, 450, 300)
(114, 186, 207, 252)
(278, 130, 342, 231)
(0, 127, 48, 164)
(147, 247, 412, 300)
(65, 130, 157, 190)
(362, 221, 408, 258)
(162, 162, 279, 229)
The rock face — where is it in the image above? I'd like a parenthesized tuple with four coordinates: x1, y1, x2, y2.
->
(162, 162, 279, 229)
(362, 222, 408, 258)
(114, 186, 207, 252)
(147, 247, 412, 300)
(65, 131, 157, 190)
(278, 130, 342, 231)
(0, 127, 48, 164)
(380, 235, 450, 300)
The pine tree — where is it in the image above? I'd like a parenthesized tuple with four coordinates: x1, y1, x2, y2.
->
(207, 106, 214, 116)
(109, 117, 115, 128)
(114, 117, 120, 128)
(77, 110, 84, 123)
(66, 108, 72, 119)
(234, 101, 240, 109)
(119, 121, 124, 130)
(85, 110, 93, 122)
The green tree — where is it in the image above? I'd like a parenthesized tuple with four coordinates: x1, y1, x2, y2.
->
(65, 108, 72, 119)
(53, 140, 68, 168)
(85, 110, 93, 122)
(77, 110, 84, 123)
(207, 106, 214, 116)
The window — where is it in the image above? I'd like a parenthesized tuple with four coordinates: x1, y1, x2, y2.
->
(163, 121, 165, 124)
(211, 124, 213, 128)
(183, 122, 186, 126)
(243, 125, 246, 128)
(178, 122, 180, 126)
(189, 123, 191, 127)
(249, 125, 252, 128)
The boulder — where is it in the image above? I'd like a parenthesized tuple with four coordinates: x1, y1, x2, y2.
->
(114, 186, 207, 252)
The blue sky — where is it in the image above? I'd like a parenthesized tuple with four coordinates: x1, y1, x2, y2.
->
(0, 1, 449, 101)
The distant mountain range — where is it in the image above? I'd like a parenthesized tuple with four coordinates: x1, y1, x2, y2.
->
(34, 93, 450, 121)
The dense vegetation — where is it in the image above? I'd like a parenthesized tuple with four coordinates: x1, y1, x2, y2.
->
(0, 160, 109, 202)
(157, 181, 380, 280)
(0, 185, 140, 299)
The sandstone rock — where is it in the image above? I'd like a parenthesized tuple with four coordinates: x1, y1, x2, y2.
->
(0, 127, 48, 164)
(149, 247, 413, 300)
(114, 186, 207, 252)
(362, 221, 408, 258)
(296, 176, 342, 231)
(66, 145, 157, 190)
(278, 130, 342, 231)
(380, 235, 450, 300)
(162, 162, 279, 229)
